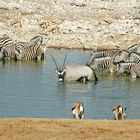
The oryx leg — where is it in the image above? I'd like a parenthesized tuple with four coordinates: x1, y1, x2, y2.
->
(77, 76, 88, 83)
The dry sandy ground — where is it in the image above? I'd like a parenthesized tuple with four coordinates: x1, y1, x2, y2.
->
(0, 119, 140, 140)
(0, 0, 139, 50)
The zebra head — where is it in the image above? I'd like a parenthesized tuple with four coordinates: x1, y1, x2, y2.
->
(52, 55, 67, 82)
(112, 50, 129, 64)
(30, 35, 43, 46)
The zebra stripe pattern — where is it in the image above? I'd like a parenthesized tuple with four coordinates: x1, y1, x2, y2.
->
(131, 63, 140, 78)
(88, 49, 119, 65)
(0, 34, 17, 60)
(15, 40, 46, 60)
(30, 35, 43, 46)
(113, 50, 129, 64)
(127, 52, 140, 63)
(116, 62, 137, 75)
(126, 43, 140, 53)
(89, 56, 116, 73)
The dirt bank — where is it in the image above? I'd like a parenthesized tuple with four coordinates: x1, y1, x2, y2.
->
(0, 118, 140, 140)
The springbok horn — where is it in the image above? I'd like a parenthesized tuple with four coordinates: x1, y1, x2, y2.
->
(63, 54, 67, 68)
(51, 55, 58, 69)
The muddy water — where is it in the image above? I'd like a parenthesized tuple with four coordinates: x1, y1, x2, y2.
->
(0, 49, 140, 119)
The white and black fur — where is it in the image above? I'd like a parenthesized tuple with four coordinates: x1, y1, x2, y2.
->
(113, 50, 129, 64)
(52, 55, 98, 82)
(72, 102, 84, 119)
(127, 52, 140, 63)
(0, 34, 17, 60)
(88, 49, 120, 65)
(88, 56, 116, 73)
(131, 63, 140, 78)
(116, 62, 137, 75)
(126, 43, 140, 53)
(112, 105, 127, 120)
(15, 36, 46, 61)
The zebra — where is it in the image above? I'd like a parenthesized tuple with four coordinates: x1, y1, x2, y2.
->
(127, 52, 140, 63)
(0, 34, 19, 60)
(126, 43, 140, 53)
(89, 56, 116, 73)
(112, 50, 129, 64)
(52, 55, 98, 82)
(15, 41, 47, 61)
(0, 34, 13, 50)
(116, 62, 137, 75)
(16, 35, 44, 48)
(131, 63, 140, 78)
(30, 35, 43, 46)
(112, 105, 127, 120)
(72, 102, 84, 119)
(88, 49, 120, 65)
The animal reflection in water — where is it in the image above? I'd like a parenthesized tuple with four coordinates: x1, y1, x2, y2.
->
(72, 102, 84, 119)
(112, 105, 127, 120)
(52, 55, 98, 83)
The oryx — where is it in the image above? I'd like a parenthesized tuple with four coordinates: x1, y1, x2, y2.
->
(52, 55, 98, 82)
(112, 105, 127, 120)
(71, 102, 84, 119)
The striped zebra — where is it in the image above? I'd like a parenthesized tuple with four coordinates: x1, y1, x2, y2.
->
(16, 35, 43, 48)
(88, 49, 120, 65)
(30, 35, 43, 46)
(116, 62, 137, 75)
(113, 50, 129, 64)
(127, 52, 140, 63)
(131, 63, 140, 78)
(126, 43, 140, 53)
(89, 56, 116, 73)
(0, 34, 13, 49)
(0, 34, 18, 60)
(15, 40, 46, 61)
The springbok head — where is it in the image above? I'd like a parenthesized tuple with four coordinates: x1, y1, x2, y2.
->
(52, 54, 67, 82)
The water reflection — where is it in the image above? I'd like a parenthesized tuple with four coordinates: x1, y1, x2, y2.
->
(57, 82, 94, 94)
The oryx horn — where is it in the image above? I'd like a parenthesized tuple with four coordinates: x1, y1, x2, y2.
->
(51, 55, 58, 69)
(62, 54, 67, 68)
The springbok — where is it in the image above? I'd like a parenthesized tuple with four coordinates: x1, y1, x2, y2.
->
(72, 102, 84, 119)
(112, 105, 127, 120)
(52, 55, 98, 83)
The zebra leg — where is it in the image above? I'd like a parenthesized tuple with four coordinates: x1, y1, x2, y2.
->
(3, 50, 10, 60)
(131, 70, 137, 78)
(131, 72, 137, 78)
(36, 56, 41, 61)
(41, 53, 45, 60)
(15, 51, 22, 61)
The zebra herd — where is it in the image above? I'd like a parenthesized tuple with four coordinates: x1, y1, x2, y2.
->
(1, 33, 139, 79)
(87, 43, 140, 78)
(0, 34, 47, 61)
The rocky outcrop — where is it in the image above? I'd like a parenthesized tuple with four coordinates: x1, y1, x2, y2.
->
(0, 0, 139, 50)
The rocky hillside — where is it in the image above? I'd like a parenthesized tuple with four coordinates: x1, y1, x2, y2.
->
(0, 0, 139, 50)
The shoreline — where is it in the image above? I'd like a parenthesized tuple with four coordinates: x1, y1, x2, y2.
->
(0, 118, 140, 140)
